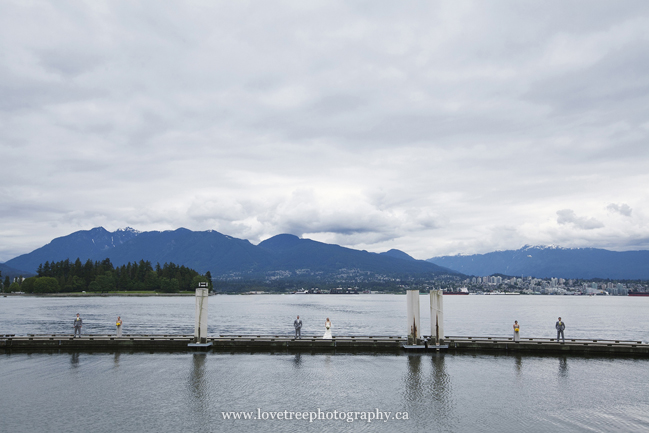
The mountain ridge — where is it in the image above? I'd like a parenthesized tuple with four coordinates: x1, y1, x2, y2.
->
(6, 229, 648, 281)
(4, 227, 457, 281)
(428, 245, 649, 279)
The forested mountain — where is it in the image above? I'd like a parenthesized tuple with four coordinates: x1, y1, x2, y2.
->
(258, 235, 430, 274)
(428, 245, 649, 279)
(7, 228, 649, 283)
(4, 227, 458, 283)
(0, 263, 31, 280)
(379, 249, 417, 261)
(4, 227, 139, 274)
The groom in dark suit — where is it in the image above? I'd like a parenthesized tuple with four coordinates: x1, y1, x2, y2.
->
(555, 317, 565, 343)
(294, 315, 302, 339)
(73, 313, 83, 338)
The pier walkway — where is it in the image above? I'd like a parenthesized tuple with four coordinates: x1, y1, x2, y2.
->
(441, 335, 648, 356)
(2, 333, 648, 356)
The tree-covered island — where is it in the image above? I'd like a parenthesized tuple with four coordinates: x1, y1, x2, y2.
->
(9, 258, 212, 294)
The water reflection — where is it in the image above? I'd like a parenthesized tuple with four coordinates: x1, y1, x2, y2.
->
(429, 354, 455, 429)
(558, 356, 568, 379)
(430, 354, 451, 400)
(113, 352, 120, 367)
(1, 352, 647, 433)
(70, 352, 79, 367)
(403, 354, 455, 429)
(404, 355, 423, 403)
(188, 354, 209, 413)
(323, 354, 333, 370)
(514, 354, 523, 377)
(293, 353, 302, 368)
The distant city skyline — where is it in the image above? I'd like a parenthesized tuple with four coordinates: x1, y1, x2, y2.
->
(1, 1, 648, 262)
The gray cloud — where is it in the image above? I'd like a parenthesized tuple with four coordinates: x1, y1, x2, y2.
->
(607, 203, 632, 216)
(606, 203, 633, 217)
(556, 209, 605, 230)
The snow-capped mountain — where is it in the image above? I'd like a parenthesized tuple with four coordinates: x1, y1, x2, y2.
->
(428, 245, 649, 279)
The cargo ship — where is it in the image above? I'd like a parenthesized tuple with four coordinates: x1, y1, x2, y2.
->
(628, 291, 649, 297)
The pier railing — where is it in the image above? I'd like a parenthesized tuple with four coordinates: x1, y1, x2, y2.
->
(444, 335, 645, 344)
(2, 333, 648, 356)
(2, 333, 646, 345)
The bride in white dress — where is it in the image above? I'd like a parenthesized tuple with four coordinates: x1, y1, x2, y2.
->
(323, 318, 332, 339)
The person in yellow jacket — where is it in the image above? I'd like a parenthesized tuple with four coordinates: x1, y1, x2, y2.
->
(513, 320, 520, 342)
(116, 316, 123, 337)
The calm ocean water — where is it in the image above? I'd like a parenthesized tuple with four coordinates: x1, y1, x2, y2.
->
(1, 294, 648, 341)
(2, 294, 649, 432)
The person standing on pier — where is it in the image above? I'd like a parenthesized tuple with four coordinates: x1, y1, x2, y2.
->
(323, 318, 332, 340)
(294, 315, 302, 339)
(556, 317, 565, 343)
(116, 316, 123, 337)
(513, 320, 520, 342)
(73, 313, 83, 338)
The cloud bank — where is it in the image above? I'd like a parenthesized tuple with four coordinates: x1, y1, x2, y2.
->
(1, 1, 649, 261)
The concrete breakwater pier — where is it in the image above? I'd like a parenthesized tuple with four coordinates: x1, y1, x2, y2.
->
(2, 333, 648, 356)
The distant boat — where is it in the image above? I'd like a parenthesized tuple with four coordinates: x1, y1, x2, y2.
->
(329, 288, 359, 294)
(628, 291, 649, 297)
(443, 287, 469, 295)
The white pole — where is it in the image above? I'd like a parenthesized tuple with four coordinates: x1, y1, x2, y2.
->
(406, 290, 421, 343)
(195, 286, 209, 343)
(430, 290, 444, 345)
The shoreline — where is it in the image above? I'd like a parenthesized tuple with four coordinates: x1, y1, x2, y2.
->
(1, 291, 644, 298)
(1, 292, 643, 297)
(1, 292, 196, 297)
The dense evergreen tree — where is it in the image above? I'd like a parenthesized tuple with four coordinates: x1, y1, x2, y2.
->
(21, 277, 36, 293)
(26, 258, 210, 293)
(33, 277, 59, 293)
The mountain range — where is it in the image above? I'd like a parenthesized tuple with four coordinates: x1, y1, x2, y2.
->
(427, 245, 649, 280)
(4, 229, 648, 282)
(0, 263, 28, 280)
(3, 227, 456, 282)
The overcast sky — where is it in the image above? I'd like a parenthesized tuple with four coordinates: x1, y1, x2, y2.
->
(1, 1, 649, 262)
